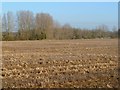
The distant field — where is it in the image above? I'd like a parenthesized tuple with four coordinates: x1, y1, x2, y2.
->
(2, 39, 119, 88)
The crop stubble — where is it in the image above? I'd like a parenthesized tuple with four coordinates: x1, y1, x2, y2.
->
(2, 39, 119, 88)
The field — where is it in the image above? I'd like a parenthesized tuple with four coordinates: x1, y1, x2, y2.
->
(2, 39, 119, 88)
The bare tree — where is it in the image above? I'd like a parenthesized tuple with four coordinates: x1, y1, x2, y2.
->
(2, 14, 7, 32)
(35, 13, 54, 39)
(53, 21, 62, 39)
(7, 11, 14, 39)
(2, 10, 117, 40)
(17, 11, 34, 40)
(62, 24, 73, 39)
(2, 12, 14, 40)
(111, 26, 118, 38)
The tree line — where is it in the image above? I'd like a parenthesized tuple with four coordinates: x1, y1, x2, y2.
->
(2, 11, 118, 41)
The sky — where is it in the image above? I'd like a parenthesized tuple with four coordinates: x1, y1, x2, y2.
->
(2, 2, 118, 30)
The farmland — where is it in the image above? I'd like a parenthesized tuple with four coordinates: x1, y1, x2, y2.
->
(2, 39, 119, 88)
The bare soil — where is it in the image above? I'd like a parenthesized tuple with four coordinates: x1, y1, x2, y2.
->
(2, 39, 119, 88)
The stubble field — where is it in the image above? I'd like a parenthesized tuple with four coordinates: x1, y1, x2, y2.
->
(2, 39, 119, 88)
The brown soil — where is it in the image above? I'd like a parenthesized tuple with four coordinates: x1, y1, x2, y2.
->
(2, 39, 119, 88)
